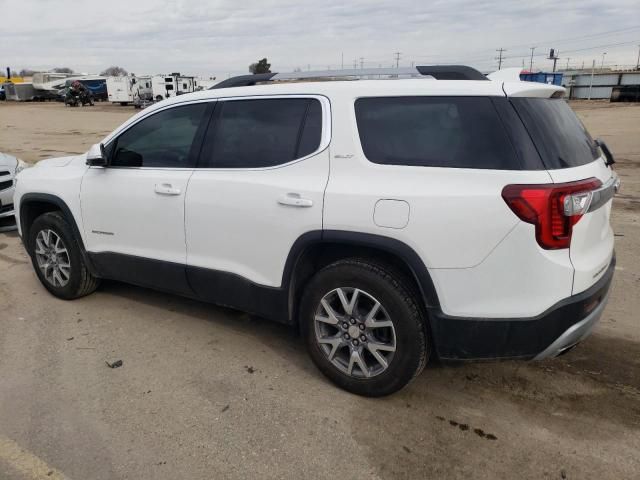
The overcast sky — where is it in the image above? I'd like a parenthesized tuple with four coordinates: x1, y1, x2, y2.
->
(1, 0, 639, 78)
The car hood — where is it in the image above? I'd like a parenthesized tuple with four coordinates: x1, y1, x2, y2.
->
(35, 155, 81, 168)
(0, 152, 19, 169)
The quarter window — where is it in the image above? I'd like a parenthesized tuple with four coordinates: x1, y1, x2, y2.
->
(109, 103, 208, 168)
(202, 98, 323, 168)
(355, 96, 519, 170)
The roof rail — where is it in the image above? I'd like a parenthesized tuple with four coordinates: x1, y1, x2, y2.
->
(210, 65, 487, 89)
(415, 65, 487, 81)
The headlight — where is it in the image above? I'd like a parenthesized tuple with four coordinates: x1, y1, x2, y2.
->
(15, 159, 30, 176)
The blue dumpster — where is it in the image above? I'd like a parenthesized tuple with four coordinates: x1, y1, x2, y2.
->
(520, 72, 563, 86)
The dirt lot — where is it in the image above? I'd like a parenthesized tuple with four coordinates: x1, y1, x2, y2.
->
(0, 100, 638, 480)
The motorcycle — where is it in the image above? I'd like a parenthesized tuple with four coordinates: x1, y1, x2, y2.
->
(63, 82, 94, 107)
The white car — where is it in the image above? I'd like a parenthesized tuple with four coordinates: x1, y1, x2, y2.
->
(0, 153, 29, 231)
(13, 66, 619, 396)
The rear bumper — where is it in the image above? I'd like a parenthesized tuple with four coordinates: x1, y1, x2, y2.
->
(430, 254, 615, 360)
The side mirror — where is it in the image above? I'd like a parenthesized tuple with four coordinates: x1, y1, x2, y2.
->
(86, 143, 107, 167)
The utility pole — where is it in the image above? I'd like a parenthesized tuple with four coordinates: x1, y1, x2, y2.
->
(341, 52, 344, 69)
(495, 48, 506, 70)
(353, 59, 357, 69)
(360, 57, 365, 69)
(566, 58, 570, 70)
(636, 45, 640, 70)
(394, 52, 401, 68)
(529, 46, 536, 71)
(601, 52, 607, 70)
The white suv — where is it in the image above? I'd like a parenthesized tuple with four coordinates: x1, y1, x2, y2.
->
(14, 66, 619, 396)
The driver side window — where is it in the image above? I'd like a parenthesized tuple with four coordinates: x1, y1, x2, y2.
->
(109, 103, 208, 168)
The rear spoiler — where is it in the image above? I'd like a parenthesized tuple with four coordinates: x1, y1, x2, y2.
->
(487, 68, 565, 98)
(502, 81, 565, 98)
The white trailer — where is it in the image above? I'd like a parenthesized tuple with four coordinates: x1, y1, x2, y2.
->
(107, 76, 153, 107)
(152, 74, 196, 101)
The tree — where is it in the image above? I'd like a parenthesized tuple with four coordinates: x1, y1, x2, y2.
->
(100, 66, 128, 76)
(19, 69, 36, 77)
(52, 67, 74, 74)
(249, 58, 271, 74)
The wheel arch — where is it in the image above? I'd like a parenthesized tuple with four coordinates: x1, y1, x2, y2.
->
(19, 193, 97, 275)
(285, 230, 440, 326)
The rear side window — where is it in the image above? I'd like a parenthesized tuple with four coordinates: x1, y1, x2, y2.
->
(355, 97, 519, 169)
(203, 98, 322, 168)
(510, 98, 599, 169)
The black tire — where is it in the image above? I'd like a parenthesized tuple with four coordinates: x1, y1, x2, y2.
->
(300, 259, 428, 397)
(27, 212, 100, 300)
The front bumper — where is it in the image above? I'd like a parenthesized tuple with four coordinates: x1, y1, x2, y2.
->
(0, 183, 17, 232)
(430, 255, 615, 361)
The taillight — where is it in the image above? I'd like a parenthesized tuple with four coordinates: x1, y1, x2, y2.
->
(502, 178, 602, 249)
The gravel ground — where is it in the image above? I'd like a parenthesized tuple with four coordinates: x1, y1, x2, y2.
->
(0, 100, 638, 480)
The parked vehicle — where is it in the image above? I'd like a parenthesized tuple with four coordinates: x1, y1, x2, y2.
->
(4, 82, 36, 101)
(151, 73, 196, 101)
(0, 153, 29, 231)
(0, 84, 5, 101)
(13, 66, 619, 396)
(32, 73, 106, 101)
(107, 76, 153, 107)
(62, 81, 94, 107)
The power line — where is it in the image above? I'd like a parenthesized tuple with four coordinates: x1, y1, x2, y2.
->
(490, 25, 640, 51)
(410, 28, 640, 68)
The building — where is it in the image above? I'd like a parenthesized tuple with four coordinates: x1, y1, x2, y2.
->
(562, 70, 640, 100)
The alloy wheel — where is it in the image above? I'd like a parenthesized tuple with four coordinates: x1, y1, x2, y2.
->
(314, 287, 396, 378)
(34, 229, 71, 288)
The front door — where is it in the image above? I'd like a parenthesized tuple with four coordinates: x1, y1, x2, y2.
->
(80, 101, 212, 293)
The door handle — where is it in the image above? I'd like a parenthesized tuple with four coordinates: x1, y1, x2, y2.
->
(155, 183, 181, 195)
(277, 193, 313, 208)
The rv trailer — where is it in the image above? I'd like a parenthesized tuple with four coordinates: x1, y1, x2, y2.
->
(151, 73, 196, 101)
(107, 76, 153, 107)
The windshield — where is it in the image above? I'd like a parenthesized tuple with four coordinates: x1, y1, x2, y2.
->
(511, 98, 600, 169)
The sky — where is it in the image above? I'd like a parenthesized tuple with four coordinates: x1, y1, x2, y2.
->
(1, 0, 639, 78)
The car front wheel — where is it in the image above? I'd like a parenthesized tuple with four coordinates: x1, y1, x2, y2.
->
(28, 212, 100, 300)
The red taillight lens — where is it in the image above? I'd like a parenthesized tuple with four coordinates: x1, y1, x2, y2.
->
(502, 178, 602, 249)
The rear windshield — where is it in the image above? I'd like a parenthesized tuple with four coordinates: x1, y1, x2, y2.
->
(354, 97, 520, 170)
(510, 98, 599, 169)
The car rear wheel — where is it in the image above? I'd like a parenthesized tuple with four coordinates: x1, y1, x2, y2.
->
(300, 259, 428, 396)
(28, 212, 100, 300)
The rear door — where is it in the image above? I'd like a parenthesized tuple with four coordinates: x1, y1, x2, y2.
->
(185, 96, 330, 297)
(511, 97, 616, 293)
